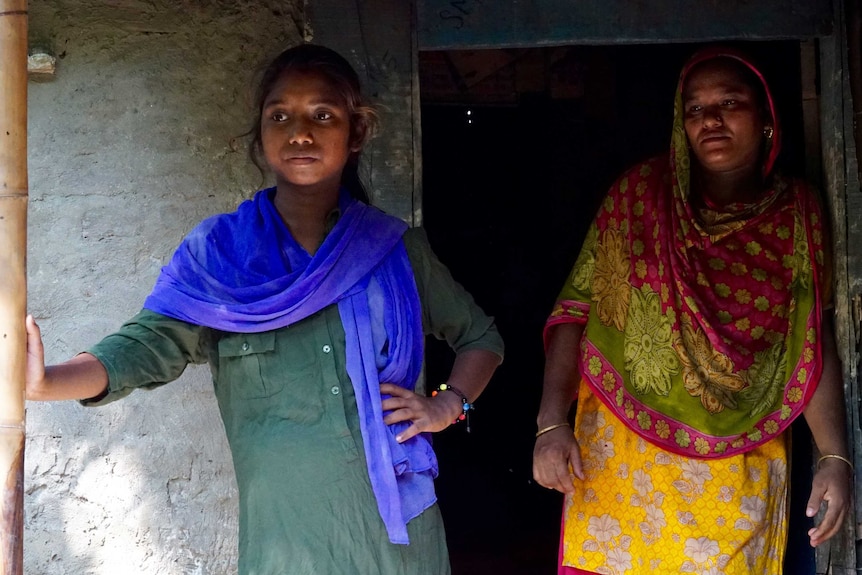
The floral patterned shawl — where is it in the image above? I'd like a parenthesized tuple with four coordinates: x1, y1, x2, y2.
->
(546, 48, 829, 459)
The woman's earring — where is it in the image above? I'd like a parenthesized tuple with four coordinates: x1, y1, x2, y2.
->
(763, 126, 774, 141)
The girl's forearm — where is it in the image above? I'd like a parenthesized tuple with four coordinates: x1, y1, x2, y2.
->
(444, 348, 502, 402)
(32, 353, 109, 402)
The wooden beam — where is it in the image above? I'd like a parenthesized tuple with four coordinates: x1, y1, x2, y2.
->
(818, 0, 860, 573)
(418, 0, 833, 50)
(0, 1, 27, 574)
(307, 0, 421, 225)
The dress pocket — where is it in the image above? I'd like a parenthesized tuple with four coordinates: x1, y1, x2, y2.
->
(217, 332, 281, 399)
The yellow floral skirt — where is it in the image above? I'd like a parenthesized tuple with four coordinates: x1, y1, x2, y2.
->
(561, 381, 789, 575)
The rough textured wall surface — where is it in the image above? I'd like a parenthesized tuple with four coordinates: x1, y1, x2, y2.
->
(25, 2, 306, 573)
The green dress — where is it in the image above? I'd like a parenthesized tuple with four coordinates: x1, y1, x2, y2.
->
(83, 228, 504, 575)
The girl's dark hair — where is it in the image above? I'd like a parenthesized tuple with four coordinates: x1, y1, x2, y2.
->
(248, 44, 379, 203)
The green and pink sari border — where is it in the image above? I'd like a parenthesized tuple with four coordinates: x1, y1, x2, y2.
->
(545, 300, 822, 459)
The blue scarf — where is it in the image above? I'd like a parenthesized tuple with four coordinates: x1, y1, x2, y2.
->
(144, 188, 436, 544)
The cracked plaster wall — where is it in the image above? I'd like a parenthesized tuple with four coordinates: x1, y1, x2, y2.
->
(25, 1, 306, 573)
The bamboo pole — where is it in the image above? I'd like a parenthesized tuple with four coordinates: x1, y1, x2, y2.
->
(0, 1, 27, 574)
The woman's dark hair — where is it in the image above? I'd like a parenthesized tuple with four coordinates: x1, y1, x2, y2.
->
(248, 44, 379, 203)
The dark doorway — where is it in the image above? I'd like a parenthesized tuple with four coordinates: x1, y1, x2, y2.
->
(419, 41, 816, 575)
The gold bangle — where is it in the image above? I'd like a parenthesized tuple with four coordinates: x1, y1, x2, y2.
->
(535, 422, 570, 438)
(817, 454, 854, 473)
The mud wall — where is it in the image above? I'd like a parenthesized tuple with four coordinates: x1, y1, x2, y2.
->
(25, 2, 305, 573)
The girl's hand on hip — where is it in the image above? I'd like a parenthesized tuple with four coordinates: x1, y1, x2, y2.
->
(806, 458, 853, 547)
(533, 426, 582, 494)
(380, 383, 462, 443)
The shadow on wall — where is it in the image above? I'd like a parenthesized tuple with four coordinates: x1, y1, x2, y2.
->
(25, 366, 238, 575)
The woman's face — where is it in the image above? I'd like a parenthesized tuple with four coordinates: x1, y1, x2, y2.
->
(682, 59, 768, 176)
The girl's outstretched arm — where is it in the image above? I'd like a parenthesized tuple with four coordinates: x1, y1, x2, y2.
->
(25, 315, 108, 401)
(381, 347, 502, 442)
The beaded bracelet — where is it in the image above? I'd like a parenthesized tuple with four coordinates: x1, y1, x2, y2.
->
(817, 454, 854, 473)
(432, 383, 473, 432)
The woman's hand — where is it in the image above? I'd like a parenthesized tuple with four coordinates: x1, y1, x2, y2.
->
(534, 322, 584, 494)
(25, 315, 48, 400)
(380, 383, 462, 443)
(533, 425, 582, 494)
(806, 457, 853, 547)
(802, 316, 852, 547)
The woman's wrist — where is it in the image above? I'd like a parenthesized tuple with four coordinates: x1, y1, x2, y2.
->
(537, 411, 570, 430)
(536, 422, 570, 438)
(817, 454, 854, 475)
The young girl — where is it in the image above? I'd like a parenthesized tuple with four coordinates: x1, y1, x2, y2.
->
(26, 43, 504, 575)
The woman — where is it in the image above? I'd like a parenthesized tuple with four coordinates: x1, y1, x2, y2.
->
(533, 46, 852, 575)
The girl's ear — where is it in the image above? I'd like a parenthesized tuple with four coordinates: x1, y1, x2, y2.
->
(349, 123, 367, 153)
(349, 112, 371, 152)
(349, 105, 378, 153)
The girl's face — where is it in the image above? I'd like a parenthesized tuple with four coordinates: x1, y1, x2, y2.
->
(260, 70, 360, 194)
(682, 59, 767, 177)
